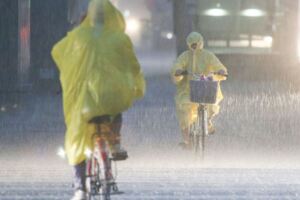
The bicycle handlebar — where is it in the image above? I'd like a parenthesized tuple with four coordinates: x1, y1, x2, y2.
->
(175, 70, 228, 78)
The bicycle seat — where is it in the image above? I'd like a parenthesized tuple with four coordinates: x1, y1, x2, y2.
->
(88, 115, 111, 124)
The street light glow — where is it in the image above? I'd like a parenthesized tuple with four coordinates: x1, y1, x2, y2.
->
(166, 32, 174, 40)
(264, 36, 273, 44)
(126, 18, 141, 35)
(1, 106, 6, 112)
(204, 8, 229, 17)
(241, 9, 266, 17)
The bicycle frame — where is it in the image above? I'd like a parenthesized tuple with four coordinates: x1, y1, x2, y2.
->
(190, 104, 208, 161)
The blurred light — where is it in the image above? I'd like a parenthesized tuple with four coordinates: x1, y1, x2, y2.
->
(13, 104, 18, 109)
(126, 18, 141, 35)
(161, 31, 174, 40)
(57, 147, 66, 159)
(166, 32, 174, 40)
(239, 34, 250, 39)
(85, 148, 92, 158)
(1, 106, 6, 112)
(241, 9, 266, 17)
(252, 36, 273, 48)
(264, 36, 273, 44)
(230, 40, 250, 47)
(124, 10, 131, 18)
(204, 8, 229, 17)
(20, 26, 30, 43)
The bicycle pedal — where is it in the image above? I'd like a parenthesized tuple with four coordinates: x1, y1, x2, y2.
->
(112, 184, 119, 192)
(178, 142, 192, 150)
(207, 129, 215, 136)
(111, 152, 128, 161)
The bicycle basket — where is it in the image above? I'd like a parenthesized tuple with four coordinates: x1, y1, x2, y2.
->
(190, 80, 218, 104)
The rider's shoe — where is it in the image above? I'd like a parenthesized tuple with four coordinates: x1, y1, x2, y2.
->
(208, 126, 216, 135)
(178, 141, 192, 150)
(111, 144, 128, 161)
(207, 120, 216, 135)
(70, 190, 86, 200)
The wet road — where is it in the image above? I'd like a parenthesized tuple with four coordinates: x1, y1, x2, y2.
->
(1, 54, 300, 199)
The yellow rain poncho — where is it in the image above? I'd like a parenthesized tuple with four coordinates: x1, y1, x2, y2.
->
(51, 0, 145, 165)
(171, 32, 227, 130)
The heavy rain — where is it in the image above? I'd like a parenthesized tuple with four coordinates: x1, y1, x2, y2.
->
(1, 0, 300, 199)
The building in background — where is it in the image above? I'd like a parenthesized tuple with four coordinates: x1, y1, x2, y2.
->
(0, 0, 68, 93)
(31, 0, 68, 91)
(171, 0, 300, 81)
(0, 1, 20, 92)
(193, 0, 278, 54)
(145, 0, 174, 50)
(181, 0, 298, 61)
(18, 0, 31, 91)
(1, 0, 300, 95)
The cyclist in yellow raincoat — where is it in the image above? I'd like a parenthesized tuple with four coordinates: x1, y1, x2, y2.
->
(51, 0, 145, 198)
(171, 32, 227, 149)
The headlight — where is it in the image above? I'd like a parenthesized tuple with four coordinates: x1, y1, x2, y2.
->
(57, 147, 66, 159)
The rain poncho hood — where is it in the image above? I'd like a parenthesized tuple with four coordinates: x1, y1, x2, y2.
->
(171, 32, 227, 129)
(52, 0, 145, 165)
(82, 0, 126, 32)
(186, 32, 204, 50)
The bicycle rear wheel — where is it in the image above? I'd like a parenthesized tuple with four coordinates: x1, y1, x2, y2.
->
(97, 138, 112, 200)
(86, 138, 113, 200)
(86, 156, 101, 200)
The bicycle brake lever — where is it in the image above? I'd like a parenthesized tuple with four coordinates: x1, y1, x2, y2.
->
(213, 72, 228, 77)
(175, 70, 189, 77)
(181, 70, 189, 76)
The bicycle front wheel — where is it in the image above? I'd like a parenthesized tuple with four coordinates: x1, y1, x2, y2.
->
(199, 106, 208, 160)
(191, 116, 201, 155)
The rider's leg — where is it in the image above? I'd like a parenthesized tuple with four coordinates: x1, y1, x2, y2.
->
(177, 102, 198, 147)
(107, 114, 128, 160)
(71, 160, 87, 200)
(207, 104, 220, 134)
(178, 127, 192, 149)
(73, 160, 86, 191)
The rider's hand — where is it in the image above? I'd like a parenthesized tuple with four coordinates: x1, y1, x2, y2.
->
(207, 73, 214, 81)
(207, 76, 214, 81)
(216, 69, 226, 76)
(175, 69, 185, 77)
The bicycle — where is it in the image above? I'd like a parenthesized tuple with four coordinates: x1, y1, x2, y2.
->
(86, 115, 123, 200)
(175, 70, 228, 160)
